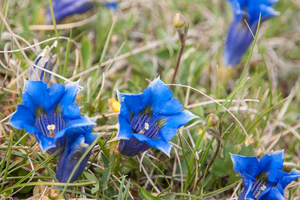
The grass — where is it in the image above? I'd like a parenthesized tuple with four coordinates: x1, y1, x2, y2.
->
(1, 0, 300, 199)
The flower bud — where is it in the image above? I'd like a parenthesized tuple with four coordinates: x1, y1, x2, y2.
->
(30, 46, 53, 85)
(172, 13, 186, 28)
(207, 114, 219, 127)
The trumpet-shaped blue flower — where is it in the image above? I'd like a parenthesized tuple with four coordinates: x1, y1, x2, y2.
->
(9, 80, 94, 153)
(231, 151, 300, 200)
(46, 0, 118, 23)
(56, 119, 99, 183)
(30, 46, 53, 85)
(116, 78, 197, 157)
(223, 0, 280, 67)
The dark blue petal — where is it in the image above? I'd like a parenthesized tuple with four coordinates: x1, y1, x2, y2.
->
(157, 110, 197, 143)
(223, 12, 253, 67)
(22, 92, 35, 115)
(248, 4, 280, 25)
(81, 116, 97, 134)
(260, 150, 284, 184)
(54, 115, 95, 142)
(276, 169, 300, 191)
(256, 187, 285, 200)
(23, 80, 51, 112)
(48, 83, 65, 110)
(83, 132, 99, 146)
(56, 135, 90, 183)
(9, 105, 35, 130)
(35, 133, 56, 152)
(132, 134, 172, 156)
(62, 103, 81, 121)
(105, 1, 117, 11)
(227, 0, 247, 13)
(58, 81, 80, 120)
(117, 88, 151, 118)
(147, 78, 173, 116)
(30, 46, 53, 85)
(47, 0, 94, 23)
(116, 115, 134, 140)
(224, 0, 279, 67)
(24, 125, 40, 135)
(159, 98, 183, 116)
(238, 172, 256, 200)
(118, 138, 151, 157)
(231, 154, 259, 177)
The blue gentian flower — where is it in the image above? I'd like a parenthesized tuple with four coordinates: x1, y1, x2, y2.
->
(223, 0, 280, 67)
(46, 0, 118, 23)
(116, 78, 197, 157)
(30, 46, 53, 85)
(231, 150, 300, 200)
(9, 80, 94, 153)
(56, 119, 99, 183)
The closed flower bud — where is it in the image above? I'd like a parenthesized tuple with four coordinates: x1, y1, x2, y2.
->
(30, 46, 53, 85)
(207, 114, 219, 127)
(172, 13, 186, 28)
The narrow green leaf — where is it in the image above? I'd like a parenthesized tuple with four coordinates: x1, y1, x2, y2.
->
(138, 187, 161, 200)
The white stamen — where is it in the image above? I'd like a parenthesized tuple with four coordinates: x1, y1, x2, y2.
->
(145, 123, 149, 130)
(47, 124, 56, 130)
(261, 185, 266, 191)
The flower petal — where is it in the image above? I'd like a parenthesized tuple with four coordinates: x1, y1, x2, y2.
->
(116, 115, 134, 140)
(147, 78, 173, 116)
(35, 133, 56, 152)
(256, 187, 285, 200)
(117, 87, 151, 118)
(260, 150, 284, 184)
(248, 4, 280, 24)
(23, 80, 51, 112)
(159, 98, 183, 116)
(157, 110, 197, 143)
(47, 0, 94, 23)
(58, 81, 79, 115)
(276, 169, 300, 191)
(62, 103, 81, 121)
(56, 135, 90, 183)
(9, 105, 35, 130)
(231, 154, 259, 177)
(54, 115, 95, 142)
(84, 132, 100, 145)
(223, 12, 253, 67)
(238, 173, 256, 200)
(48, 83, 65, 109)
(132, 134, 172, 156)
(118, 138, 151, 157)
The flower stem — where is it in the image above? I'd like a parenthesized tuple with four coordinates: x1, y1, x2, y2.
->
(170, 27, 187, 87)
(196, 124, 222, 187)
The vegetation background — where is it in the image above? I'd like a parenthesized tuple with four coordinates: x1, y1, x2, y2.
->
(0, 0, 300, 199)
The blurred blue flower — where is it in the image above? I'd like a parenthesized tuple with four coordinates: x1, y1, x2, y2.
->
(46, 0, 118, 23)
(30, 46, 53, 85)
(9, 80, 94, 153)
(223, 0, 280, 67)
(116, 78, 197, 157)
(231, 151, 300, 200)
(56, 119, 99, 183)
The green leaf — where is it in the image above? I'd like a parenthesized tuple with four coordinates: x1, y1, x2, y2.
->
(83, 172, 99, 194)
(160, 193, 175, 200)
(81, 36, 93, 69)
(102, 167, 111, 184)
(101, 152, 110, 168)
(83, 172, 98, 183)
(102, 167, 111, 190)
(138, 187, 161, 200)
